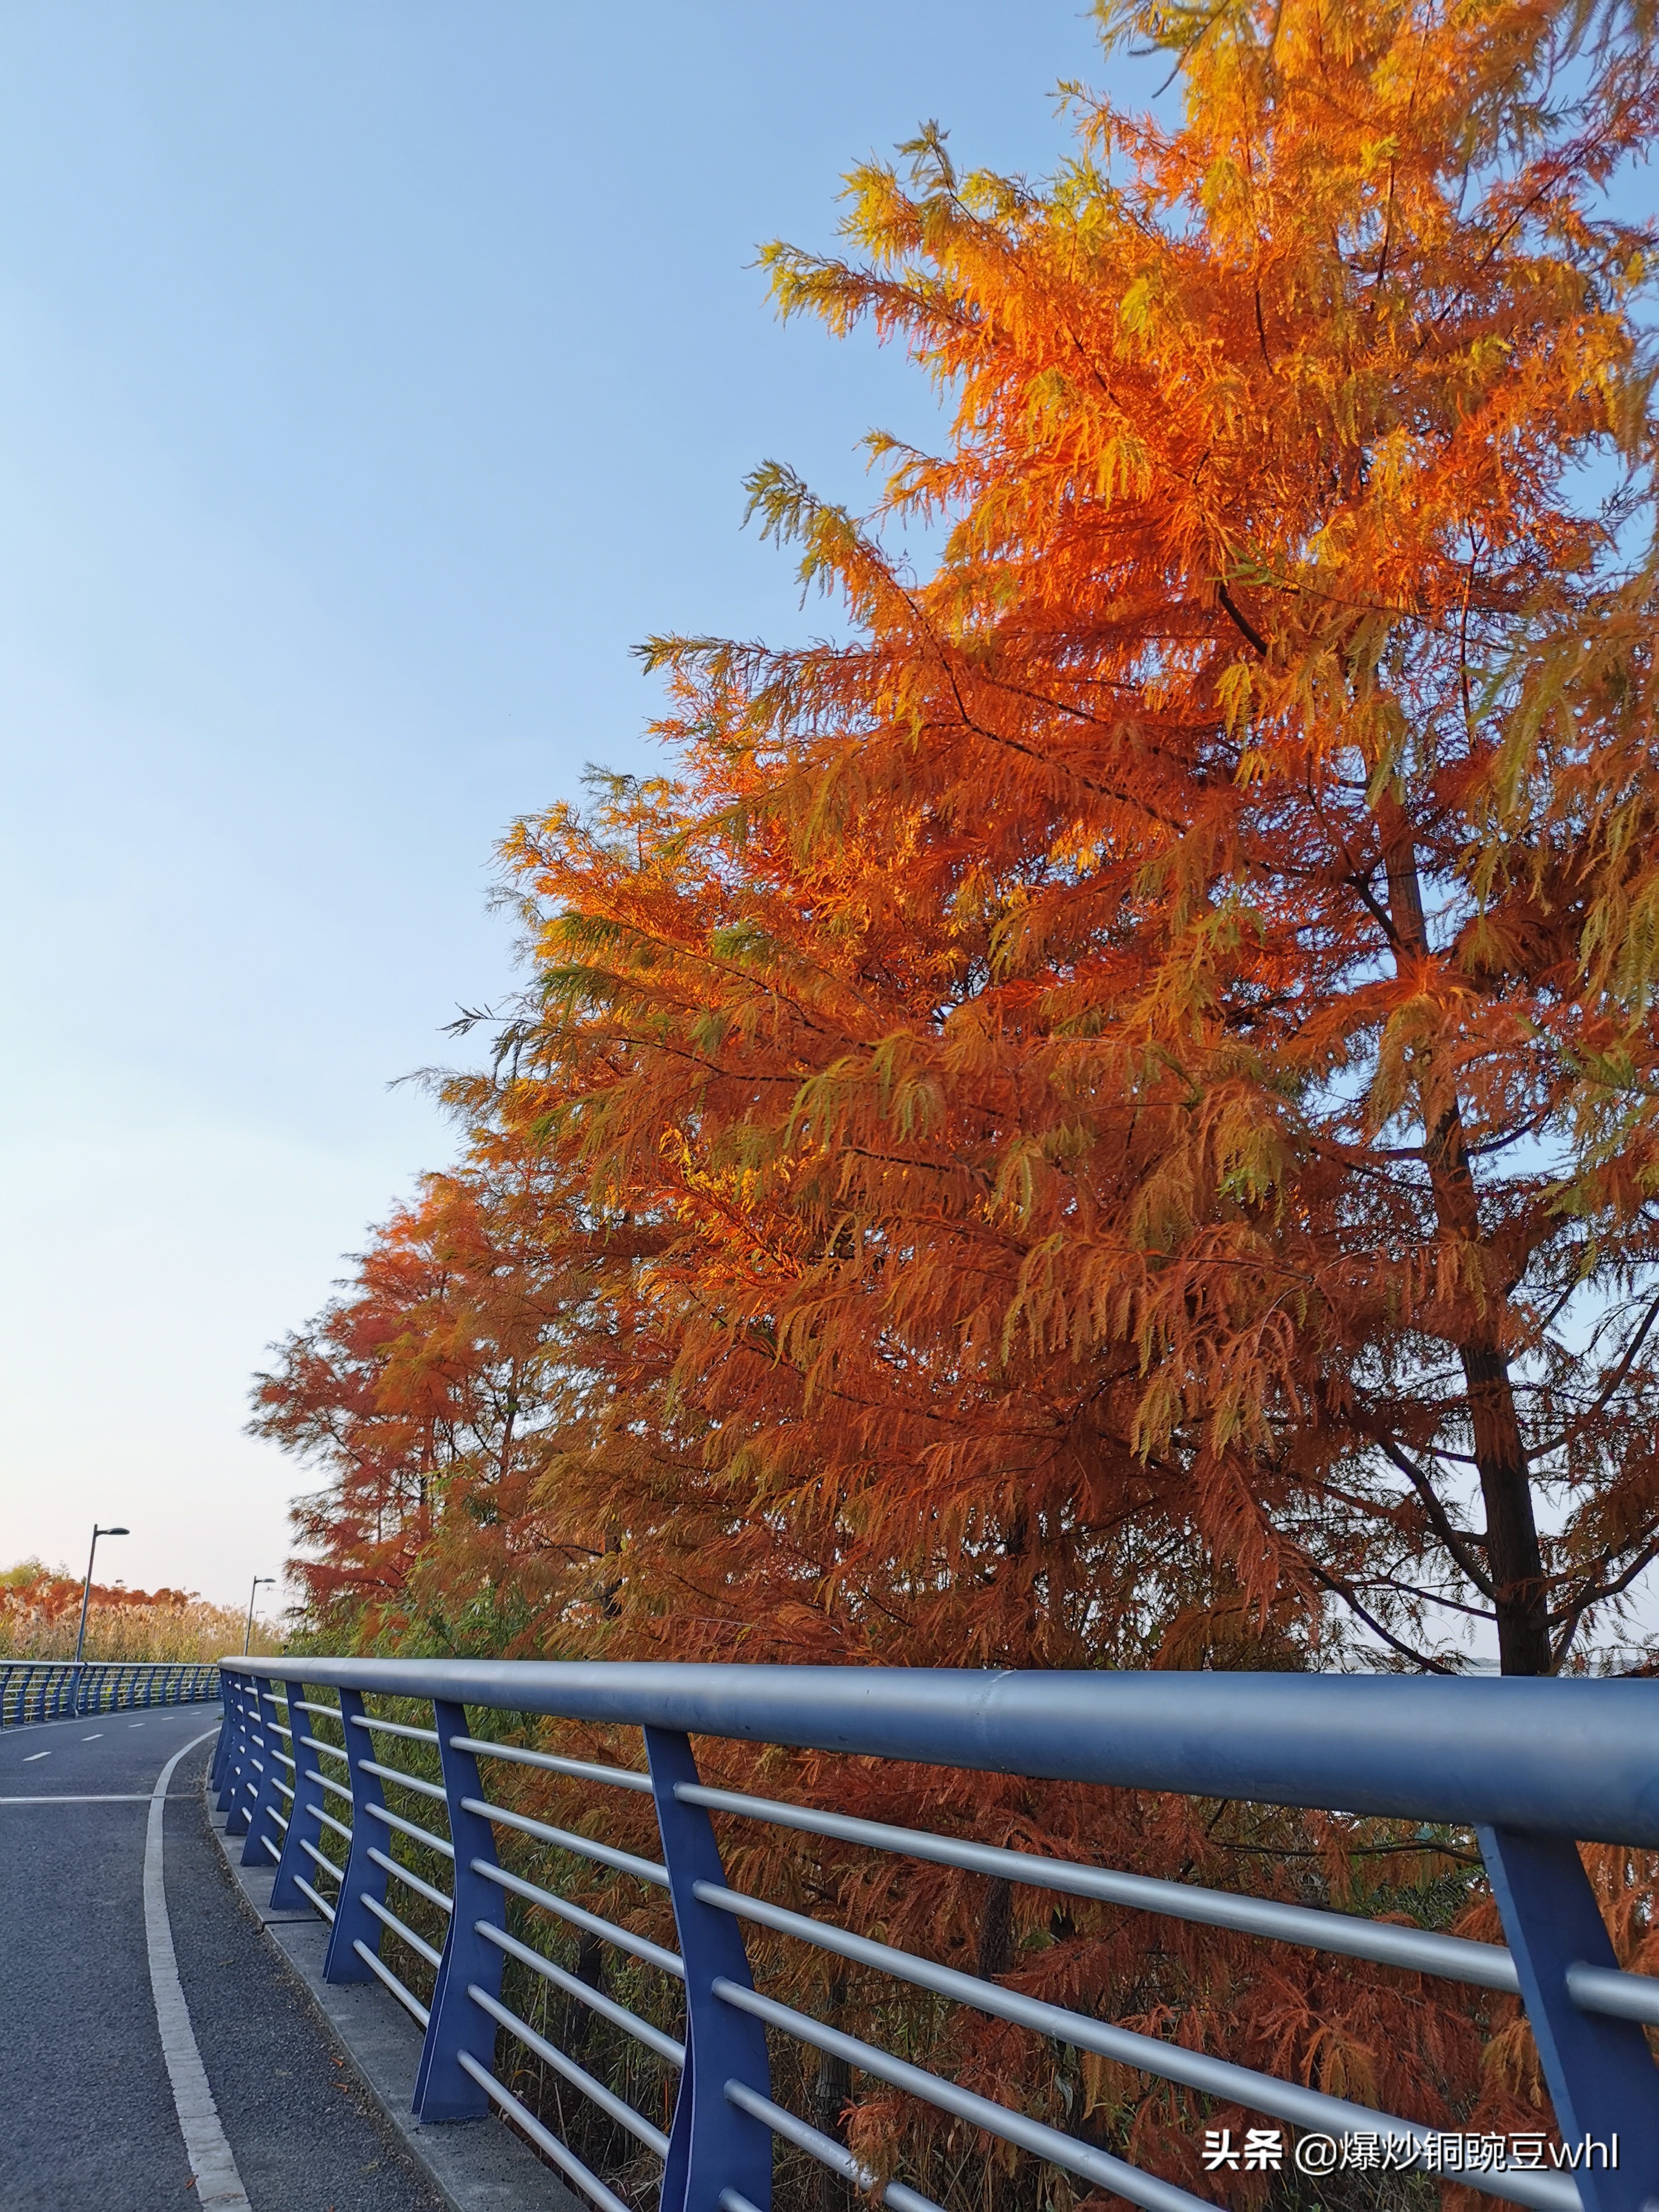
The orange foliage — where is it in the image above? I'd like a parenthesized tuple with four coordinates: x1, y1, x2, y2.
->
(1, 1564, 194, 1624)
(0, 1563, 267, 1661)
(429, 0, 1659, 1681)
(253, 0, 1659, 2190)
(260, 0, 1659, 1677)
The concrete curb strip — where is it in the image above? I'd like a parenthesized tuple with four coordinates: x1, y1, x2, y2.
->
(153, 1729, 255, 2210)
(201, 1769, 578, 2212)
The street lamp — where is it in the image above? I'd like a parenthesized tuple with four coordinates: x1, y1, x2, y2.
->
(74, 1524, 129, 1666)
(73, 1523, 128, 1714)
(244, 1575, 276, 1655)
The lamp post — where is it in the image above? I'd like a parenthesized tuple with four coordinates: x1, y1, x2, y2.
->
(73, 1523, 128, 1714)
(244, 1576, 275, 1656)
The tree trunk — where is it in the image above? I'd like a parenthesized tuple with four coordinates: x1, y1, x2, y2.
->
(812, 1975, 851, 2212)
(979, 1877, 1015, 1977)
(566, 1929, 605, 2054)
(1457, 1336, 1552, 1672)
(1384, 807, 1552, 1674)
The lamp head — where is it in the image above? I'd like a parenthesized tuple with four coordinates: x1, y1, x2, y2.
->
(100, 1526, 129, 1537)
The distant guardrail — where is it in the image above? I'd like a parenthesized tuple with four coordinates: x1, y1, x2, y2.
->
(215, 1660, 1659, 2212)
(1, 1658, 221, 1726)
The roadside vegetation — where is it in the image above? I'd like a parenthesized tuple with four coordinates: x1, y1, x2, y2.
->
(255, 0, 1659, 2199)
(0, 1561, 280, 1662)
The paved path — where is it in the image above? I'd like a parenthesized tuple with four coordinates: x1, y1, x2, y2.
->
(0, 1706, 444, 2212)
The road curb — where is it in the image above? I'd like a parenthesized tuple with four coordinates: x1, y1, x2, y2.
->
(200, 1769, 578, 2212)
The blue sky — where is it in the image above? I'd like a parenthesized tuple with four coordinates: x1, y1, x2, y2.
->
(0, 3, 1116, 1610)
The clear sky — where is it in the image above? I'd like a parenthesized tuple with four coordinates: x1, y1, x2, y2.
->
(0, 3, 1118, 1614)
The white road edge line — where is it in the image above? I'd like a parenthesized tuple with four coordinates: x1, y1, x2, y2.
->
(147, 1728, 253, 2212)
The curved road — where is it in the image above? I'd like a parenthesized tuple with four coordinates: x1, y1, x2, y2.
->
(0, 1704, 444, 2212)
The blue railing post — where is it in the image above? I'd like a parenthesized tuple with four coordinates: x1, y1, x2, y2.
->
(269, 1677, 325, 1910)
(645, 1726, 773, 2212)
(216, 1671, 244, 1815)
(323, 1687, 393, 1983)
(241, 1681, 290, 1868)
(221, 1671, 259, 1832)
(209, 1673, 235, 1797)
(412, 1700, 507, 2120)
(1478, 1827, 1659, 2212)
(227, 1671, 269, 1832)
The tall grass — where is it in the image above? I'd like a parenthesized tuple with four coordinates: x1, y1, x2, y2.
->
(0, 1560, 281, 1661)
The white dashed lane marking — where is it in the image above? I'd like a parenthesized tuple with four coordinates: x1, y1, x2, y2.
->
(22, 1751, 50, 1762)
(82, 1733, 103, 1741)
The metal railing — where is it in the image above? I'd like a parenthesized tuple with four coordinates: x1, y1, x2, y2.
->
(214, 1661, 1659, 2212)
(1, 1658, 221, 1727)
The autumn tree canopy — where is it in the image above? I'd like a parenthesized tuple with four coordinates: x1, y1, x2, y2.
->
(261, 0, 1659, 1680)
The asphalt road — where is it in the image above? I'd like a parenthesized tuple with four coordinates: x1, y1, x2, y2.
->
(0, 1704, 445, 2212)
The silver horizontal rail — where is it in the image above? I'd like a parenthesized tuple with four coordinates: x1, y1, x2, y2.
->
(723, 2078, 945, 2212)
(449, 1735, 654, 1792)
(677, 1781, 1518, 1991)
(715, 1977, 1217, 2212)
(303, 1766, 352, 1803)
(1566, 1960, 1659, 2025)
(472, 1858, 684, 1979)
(364, 1801, 454, 1860)
(460, 1797, 669, 1888)
(455, 2053, 630, 2212)
(360, 1758, 449, 1805)
(367, 1848, 452, 1915)
(300, 1837, 346, 1883)
(362, 1893, 443, 1971)
(309, 1802, 352, 1846)
(352, 1939, 429, 2027)
(349, 1715, 439, 1745)
(477, 1920, 684, 2063)
(701, 1892, 1578, 2212)
(219, 1657, 1659, 1846)
(467, 1983, 669, 2155)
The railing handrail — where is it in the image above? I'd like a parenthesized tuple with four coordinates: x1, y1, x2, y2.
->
(221, 1658, 1659, 1845)
(213, 1658, 1659, 2212)
(0, 1658, 221, 1728)
(1, 1658, 221, 1671)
